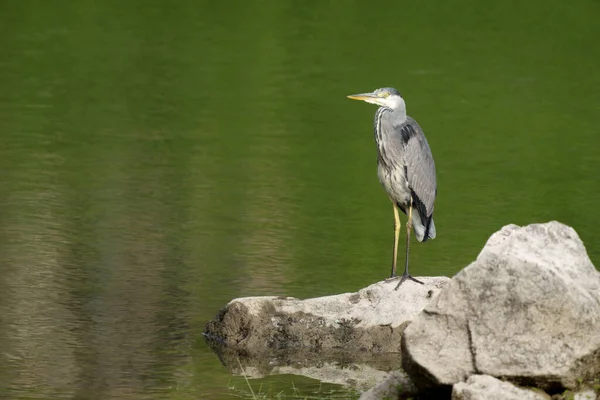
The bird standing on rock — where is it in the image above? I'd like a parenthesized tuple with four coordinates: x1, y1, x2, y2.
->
(347, 87, 437, 289)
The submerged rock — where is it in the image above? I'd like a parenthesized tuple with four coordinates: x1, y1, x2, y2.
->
(358, 370, 418, 400)
(402, 221, 600, 392)
(451, 375, 548, 400)
(204, 277, 449, 354)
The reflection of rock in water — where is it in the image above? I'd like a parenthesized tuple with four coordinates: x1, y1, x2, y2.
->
(204, 339, 411, 392)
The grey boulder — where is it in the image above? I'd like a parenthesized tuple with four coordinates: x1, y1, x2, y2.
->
(402, 221, 600, 391)
(205, 277, 449, 354)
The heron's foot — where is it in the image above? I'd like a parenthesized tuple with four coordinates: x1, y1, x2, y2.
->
(385, 273, 398, 282)
(394, 273, 424, 290)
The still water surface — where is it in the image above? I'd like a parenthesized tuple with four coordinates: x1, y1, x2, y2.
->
(1, 1, 599, 398)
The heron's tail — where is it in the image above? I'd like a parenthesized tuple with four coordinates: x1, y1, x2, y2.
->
(413, 215, 436, 243)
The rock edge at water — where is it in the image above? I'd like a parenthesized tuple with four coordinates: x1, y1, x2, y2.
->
(205, 221, 600, 399)
(204, 276, 450, 354)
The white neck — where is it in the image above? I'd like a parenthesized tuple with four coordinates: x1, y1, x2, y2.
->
(389, 95, 407, 116)
(367, 95, 406, 116)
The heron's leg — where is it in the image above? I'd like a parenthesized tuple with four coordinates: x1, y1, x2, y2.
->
(395, 200, 424, 289)
(390, 203, 401, 278)
(404, 204, 413, 276)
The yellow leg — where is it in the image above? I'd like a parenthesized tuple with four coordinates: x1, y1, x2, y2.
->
(391, 203, 401, 277)
(405, 203, 413, 275)
(395, 199, 424, 289)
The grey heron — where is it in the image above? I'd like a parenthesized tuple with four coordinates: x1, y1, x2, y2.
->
(347, 87, 437, 288)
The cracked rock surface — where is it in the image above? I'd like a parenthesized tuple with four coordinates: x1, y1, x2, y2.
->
(402, 221, 600, 392)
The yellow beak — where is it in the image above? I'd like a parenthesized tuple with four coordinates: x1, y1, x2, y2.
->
(347, 92, 377, 101)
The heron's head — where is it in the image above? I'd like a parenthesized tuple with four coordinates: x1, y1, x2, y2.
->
(347, 87, 405, 111)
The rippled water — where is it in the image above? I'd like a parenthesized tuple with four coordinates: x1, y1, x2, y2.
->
(1, 1, 599, 398)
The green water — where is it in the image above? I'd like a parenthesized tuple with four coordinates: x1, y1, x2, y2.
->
(1, 1, 599, 398)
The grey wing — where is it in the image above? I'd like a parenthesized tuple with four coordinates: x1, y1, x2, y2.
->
(401, 118, 437, 217)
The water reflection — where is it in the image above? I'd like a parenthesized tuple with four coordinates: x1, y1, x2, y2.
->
(0, 158, 192, 399)
(206, 340, 404, 392)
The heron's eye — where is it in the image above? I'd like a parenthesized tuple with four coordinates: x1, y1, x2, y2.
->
(380, 92, 390, 98)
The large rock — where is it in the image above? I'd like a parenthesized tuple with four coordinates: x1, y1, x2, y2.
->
(451, 375, 548, 400)
(204, 277, 449, 354)
(402, 222, 600, 392)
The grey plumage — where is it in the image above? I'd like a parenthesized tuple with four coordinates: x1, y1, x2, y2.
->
(377, 113, 436, 241)
(347, 87, 437, 286)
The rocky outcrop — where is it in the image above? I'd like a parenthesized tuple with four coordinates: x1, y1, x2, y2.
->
(205, 221, 600, 399)
(204, 277, 449, 354)
(402, 222, 600, 393)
